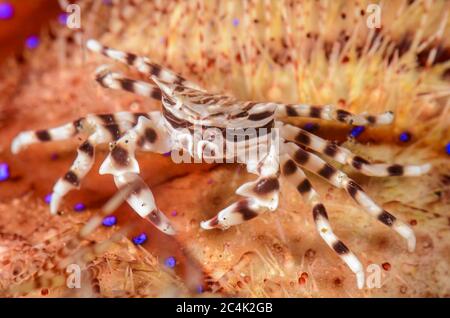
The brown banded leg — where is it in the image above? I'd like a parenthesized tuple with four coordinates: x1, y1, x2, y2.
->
(201, 143, 280, 230)
(12, 112, 154, 215)
(48, 113, 138, 214)
(50, 135, 98, 215)
(10, 111, 151, 156)
(200, 177, 279, 230)
(11, 119, 84, 154)
(98, 113, 175, 234)
(94, 66, 162, 100)
(280, 123, 431, 177)
(11, 115, 104, 215)
(283, 141, 416, 252)
(99, 112, 171, 176)
(275, 103, 394, 126)
(111, 173, 175, 235)
(280, 154, 365, 289)
(86, 39, 203, 90)
(200, 198, 269, 230)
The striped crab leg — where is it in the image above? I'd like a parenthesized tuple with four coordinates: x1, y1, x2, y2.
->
(201, 140, 280, 230)
(11, 112, 145, 214)
(94, 66, 162, 100)
(280, 123, 431, 177)
(11, 119, 84, 155)
(86, 39, 203, 90)
(282, 141, 416, 252)
(98, 112, 175, 234)
(10, 111, 145, 154)
(275, 103, 394, 126)
(279, 154, 365, 289)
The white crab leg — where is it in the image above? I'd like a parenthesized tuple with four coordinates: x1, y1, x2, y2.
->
(280, 154, 365, 289)
(86, 39, 203, 90)
(98, 113, 174, 234)
(49, 113, 141, 214)
(11, 111, 158, 214)
(113, 173, 175, 235)
(11, 121, 82, 154)
(50, 135, 97, 214)
(94, 66, 163, 101)
(283, 141, 416, 252)
(275, 103, 394, 126)
(201, 140, 280, 229)
(280, 123, 431, 177)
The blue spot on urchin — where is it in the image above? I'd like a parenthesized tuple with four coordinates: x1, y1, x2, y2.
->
(163, 151, 171, 157)
(73, 202, 86, 212)
(132, 232, 147, 245)
(164, 256, 177, 268)
(44, 193, 53, 204)
(25, 35, 40, 49)
(349, 126, 365, 138)
(102, 215, 117, 227)
(232, 18, 240, 27)
(196, 285, 204, 293)
(0, 2, 14, 20)
(399, 131, 411, 143)
(446, 142, 450, 155)
(0, 163, 10, 181)
(58, 13, 68, 25)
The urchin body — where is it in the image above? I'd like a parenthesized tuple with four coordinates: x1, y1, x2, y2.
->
(11, 39, 431, 289)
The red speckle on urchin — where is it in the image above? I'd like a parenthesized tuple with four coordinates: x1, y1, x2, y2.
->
(305, 248, 316, 261)
(41, 288, 49, 296)
(298, 272, 308, 285)
(410, 219, 418, 226)
(382, 262, 391, 271)
(333, 277, 343, 287)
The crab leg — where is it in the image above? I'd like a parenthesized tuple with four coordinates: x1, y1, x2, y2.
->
(11, 121, 82, 154)
(283, 141, 416, 252)
(201, 140, 280, 230)
(280, 123, 431, 177)
(275, 103, 394, 126)
(86, 39, 203, 90)
(94, 66, 162, 100)
(112, 173, 176, 235)
(98, 113, 175, 234)
(280, 154, 365, 289)
(11, 113, 150, 214)
(10, 111, 148, 154)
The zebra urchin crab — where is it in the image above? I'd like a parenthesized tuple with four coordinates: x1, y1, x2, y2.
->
(11, 39, 431, 289)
